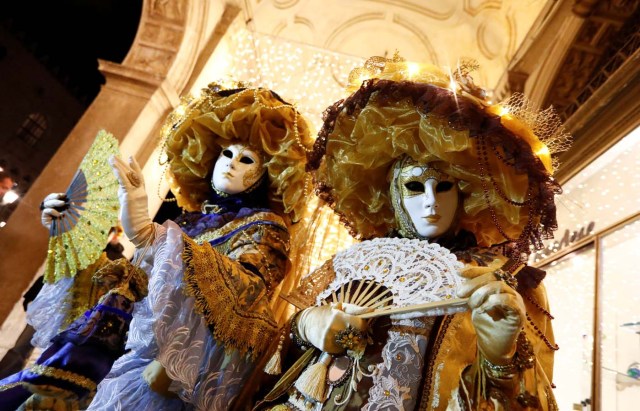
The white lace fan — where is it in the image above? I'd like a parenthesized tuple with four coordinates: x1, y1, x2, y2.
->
(315, 237, 468, 319)
(288, 237, 468, 405)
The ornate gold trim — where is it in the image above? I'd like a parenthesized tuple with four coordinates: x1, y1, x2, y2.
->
(0, 382, 23, 392)
(28, 364, 97, 391)
(182, 236, 278, 357)
(192, 211, 286, 245)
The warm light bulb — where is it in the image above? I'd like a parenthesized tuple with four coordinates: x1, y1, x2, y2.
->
(174, 104, 187, 117)
(536, 145, 550, 157)
(498, 106, 510, 116)
(406, 62, 420, 78)
(2, 190, 19, 204)
(449, 78, 458, 92)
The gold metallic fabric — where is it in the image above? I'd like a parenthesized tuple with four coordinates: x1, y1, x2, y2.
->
(182, 219, 289, 357)
(162, 87, 314, 222)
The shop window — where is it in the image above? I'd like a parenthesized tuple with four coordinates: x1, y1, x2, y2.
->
(541, 245, 596, 410)
(16, 113, 48, 147)
(534, 127, 640, 409)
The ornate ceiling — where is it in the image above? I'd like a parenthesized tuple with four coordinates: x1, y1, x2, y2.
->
(239, 0, 549, 89)
(187, 0, 550, 131)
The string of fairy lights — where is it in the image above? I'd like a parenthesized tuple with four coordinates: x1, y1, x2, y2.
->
(198, 29, 366, 134)
(532, 128, 640, 262)
(538, 129, 640, 407)
(190, 28, 363, 271)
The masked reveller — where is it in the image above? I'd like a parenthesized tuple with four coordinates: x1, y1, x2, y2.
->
(250, 56, 566, 410)
(86, 85, 314, 410)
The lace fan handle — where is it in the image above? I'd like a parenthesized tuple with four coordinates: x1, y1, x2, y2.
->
(357, 297, 468, 319)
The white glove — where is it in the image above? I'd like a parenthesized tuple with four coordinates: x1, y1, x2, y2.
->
(297, 302, 371, 354)
(40, 193, 68, 230)
(109, 155, 153, 248)
(457, 271, 525, 365)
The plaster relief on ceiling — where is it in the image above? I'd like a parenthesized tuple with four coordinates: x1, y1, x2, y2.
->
(239, 0, 546, 87)
(476, 11, 510, 60)
(390, 14, 439, 63)
(272, 0, 301, 9)
(123, 0, 187, 76)
(139, 23, 183, 52)
(463, 0, 503, 17)
(273, 16, 316, 44)
(129, 47, 176, 74)
(323, 11, 386, 48)
(323, 13, 436, 64)
(365, 0, 456, 20)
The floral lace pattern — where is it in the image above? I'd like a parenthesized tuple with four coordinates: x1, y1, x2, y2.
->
(27, 277, 74, 349)
(317, 237, 464, 315)
(365, 317, 435, 411)
(88, 221, 255, 410)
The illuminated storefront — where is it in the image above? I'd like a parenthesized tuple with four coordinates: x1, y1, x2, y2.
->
(532, 127, 640, 410)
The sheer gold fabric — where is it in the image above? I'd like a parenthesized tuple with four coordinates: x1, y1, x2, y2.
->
(317, 100, 534, 247)
(164, 88, 314, 222)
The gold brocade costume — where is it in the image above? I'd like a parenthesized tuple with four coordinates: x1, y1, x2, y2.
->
(61, 252, 111, 328)
(183, 211, 290, 356)
(248, 56, 566, 411)
(89, 85, 314, 411)
(259, 250, 556, 411)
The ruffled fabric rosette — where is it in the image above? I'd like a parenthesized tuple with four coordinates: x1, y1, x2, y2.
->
(309, 56, 570, 253)
(160, 85, 315, 223)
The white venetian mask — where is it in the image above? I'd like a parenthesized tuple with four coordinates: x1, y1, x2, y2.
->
(211, 144, 265, 195)
(391, 158, 459, 239)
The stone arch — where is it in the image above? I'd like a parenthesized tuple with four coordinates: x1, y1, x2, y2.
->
(0, 0, 235, 325)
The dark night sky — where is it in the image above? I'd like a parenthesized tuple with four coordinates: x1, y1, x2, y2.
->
(1, 0, 142, 106)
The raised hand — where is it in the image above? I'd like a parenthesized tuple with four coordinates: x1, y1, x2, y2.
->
(109, 155, 153, 248)
(40, 192, 68, 230)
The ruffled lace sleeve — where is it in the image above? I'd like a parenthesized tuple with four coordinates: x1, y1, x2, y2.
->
(135, 219, 290, 406)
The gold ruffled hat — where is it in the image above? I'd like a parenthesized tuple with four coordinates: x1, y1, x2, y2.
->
(309, 55, 571, 253)
(160, 84, 314, 222)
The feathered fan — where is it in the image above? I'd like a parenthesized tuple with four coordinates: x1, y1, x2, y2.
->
(44, 130, 120, 283)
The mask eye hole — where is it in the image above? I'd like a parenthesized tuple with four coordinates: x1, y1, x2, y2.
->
(222, 149, 233, 158)
(404, 181, 424, 193)
(435, 181, 454, 193)
(239, 156, 255, 165)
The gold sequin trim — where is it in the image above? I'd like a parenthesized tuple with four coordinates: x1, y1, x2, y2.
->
(192, 211, 286, 245)
(546, 386, 559, 411)
(418, 315, 453, 410)
(0, 382, 23, 392)
(28, 364, 97, 391)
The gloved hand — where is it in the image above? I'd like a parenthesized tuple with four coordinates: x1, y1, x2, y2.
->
(457, 271, 525, 365)
(109, 155, 153, 248)
(40, 193, 68, 230)
(142, 360, 177, 398)
(297, 302, 371, 354)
